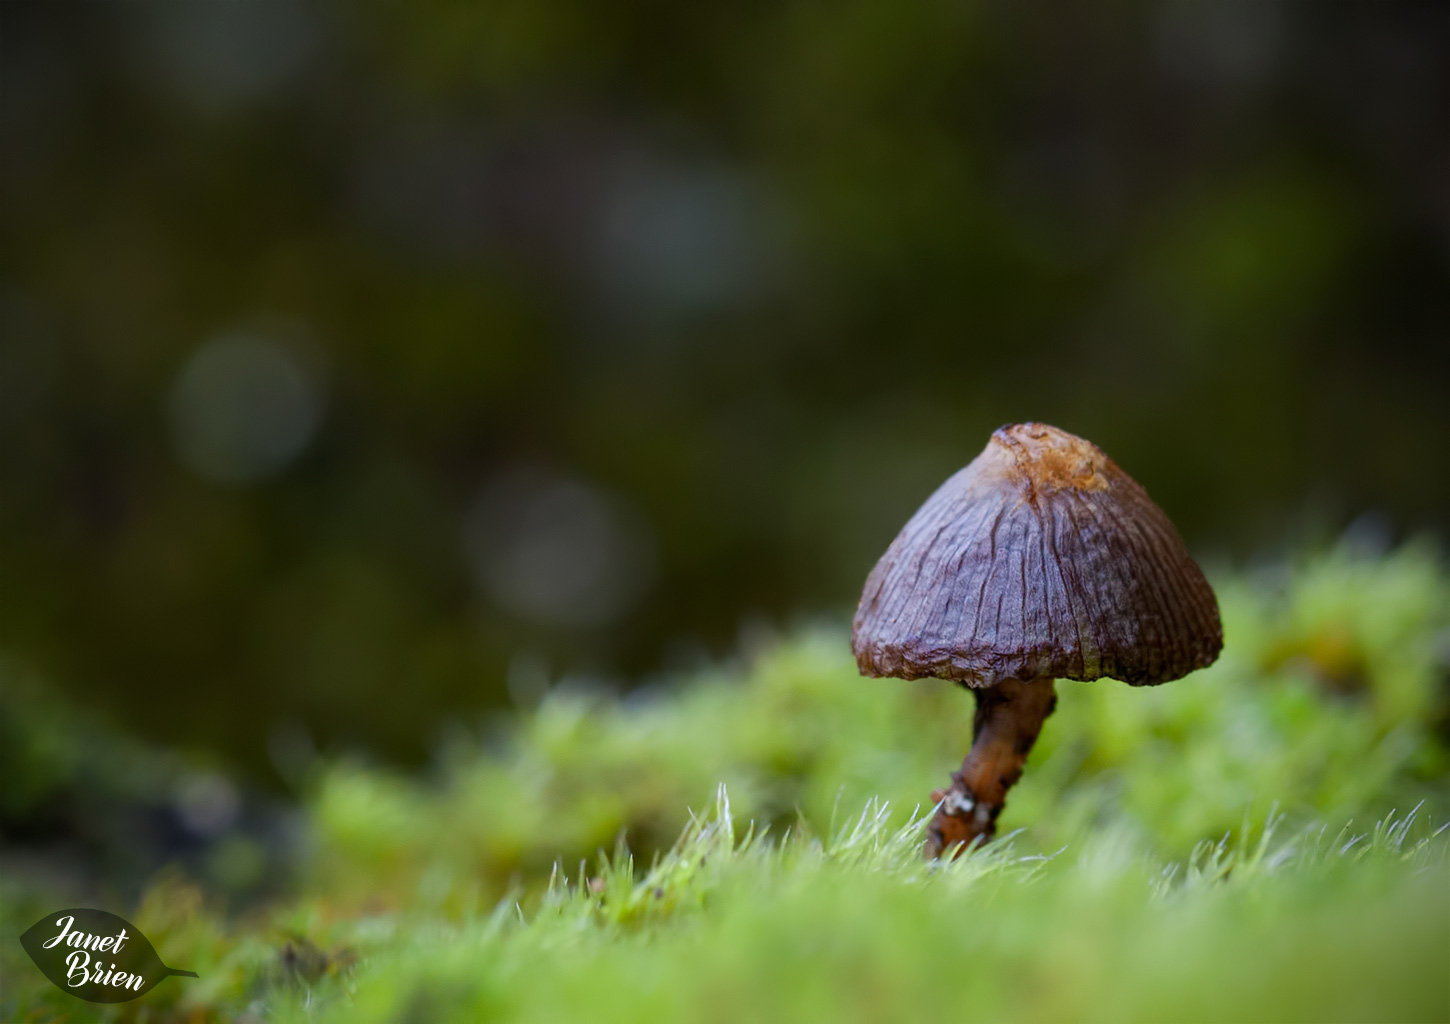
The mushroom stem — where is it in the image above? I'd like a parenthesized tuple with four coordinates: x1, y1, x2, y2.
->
(925, 676, 1057, 859)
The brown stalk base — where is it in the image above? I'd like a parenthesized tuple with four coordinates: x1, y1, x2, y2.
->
(925, 676, 1057, 859)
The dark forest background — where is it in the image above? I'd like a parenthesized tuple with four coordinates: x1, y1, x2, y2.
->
(2, 3, 1446, 780)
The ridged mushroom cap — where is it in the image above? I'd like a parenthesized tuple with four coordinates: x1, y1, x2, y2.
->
(852, 423, 1222, 688)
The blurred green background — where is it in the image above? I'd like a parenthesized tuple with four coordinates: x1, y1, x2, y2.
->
(2, 5, 1447, 775)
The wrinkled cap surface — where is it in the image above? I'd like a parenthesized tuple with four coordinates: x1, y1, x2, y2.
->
(852, 423, 1222, 688)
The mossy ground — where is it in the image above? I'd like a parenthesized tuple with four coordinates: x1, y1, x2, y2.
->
(3, 541, 1448, 1022)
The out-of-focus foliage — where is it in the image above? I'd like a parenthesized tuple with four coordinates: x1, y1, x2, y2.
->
(1, 4, 1447, 769)
(1, 544, 1447, 1021)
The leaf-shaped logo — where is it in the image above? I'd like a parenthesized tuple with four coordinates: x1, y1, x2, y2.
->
(19, 908, 198, 1003)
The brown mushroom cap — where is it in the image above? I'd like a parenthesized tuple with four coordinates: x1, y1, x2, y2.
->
(852, 423, 1222, 688)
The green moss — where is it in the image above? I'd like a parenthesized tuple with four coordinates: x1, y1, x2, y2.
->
(3, 542, 1448, 1022)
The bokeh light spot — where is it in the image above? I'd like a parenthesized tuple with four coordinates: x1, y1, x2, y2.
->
(167, 331, 324, 485)
(465, 469, 656, 629)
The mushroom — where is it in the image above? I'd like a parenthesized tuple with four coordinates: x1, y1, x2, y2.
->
(851, 423, 1222, 858)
